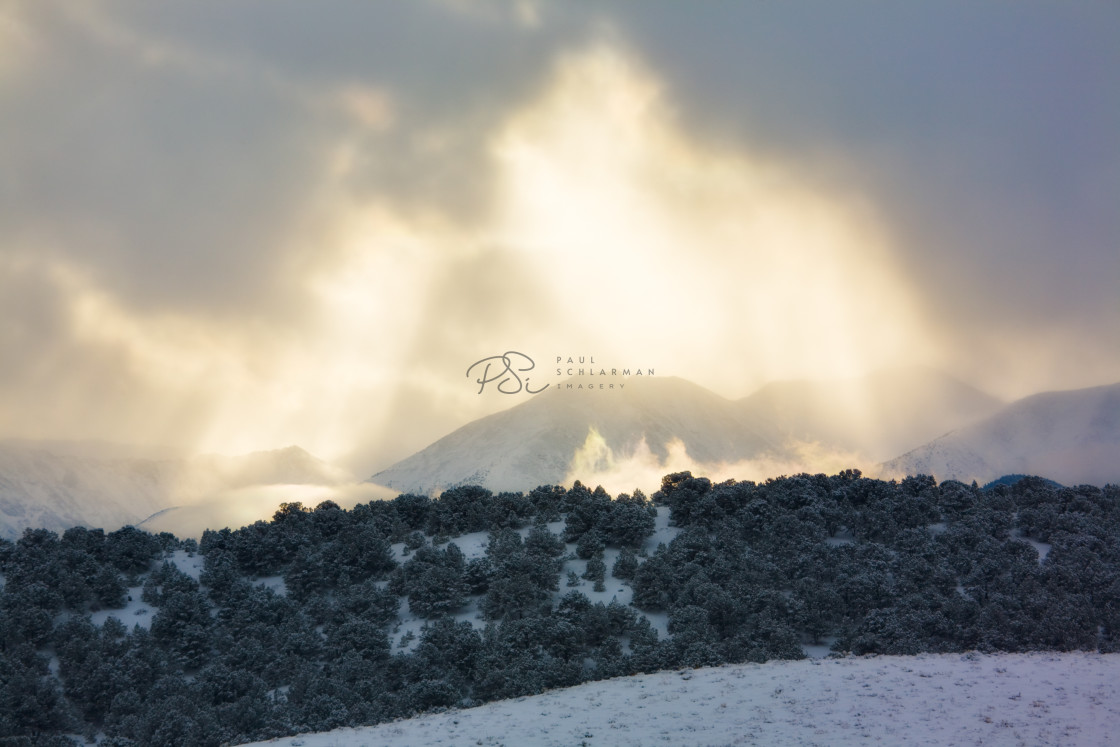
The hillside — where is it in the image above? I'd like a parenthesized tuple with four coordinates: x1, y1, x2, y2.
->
(244, 651, 1120, 747)
(2, 472, 1116, 743)
(880, 382, 1120, 485)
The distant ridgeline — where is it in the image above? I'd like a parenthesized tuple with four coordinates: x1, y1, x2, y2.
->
(1, 472, 1118, 744)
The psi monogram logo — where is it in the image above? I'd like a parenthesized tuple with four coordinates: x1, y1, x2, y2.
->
(466, 352, 548, 395)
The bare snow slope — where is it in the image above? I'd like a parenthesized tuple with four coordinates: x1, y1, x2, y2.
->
(738, 367, 1003, 462)
(0, 443, 349, 538)
(370, 377, 774, 494)
(244, 651, 1119, 747)
(880, 382, 1120, 486)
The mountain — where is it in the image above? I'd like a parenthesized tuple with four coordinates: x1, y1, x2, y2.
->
(879, 382, 1120, 486)
(370, 377, 775, 494)
(737, 367, 1004, 462)
(0, 443, 349, 539)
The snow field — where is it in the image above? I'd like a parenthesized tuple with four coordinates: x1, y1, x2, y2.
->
(89, 585, 153, 631)
(242, 651, 1120, 747)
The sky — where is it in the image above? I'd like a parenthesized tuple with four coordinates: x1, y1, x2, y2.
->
(1, 0, 1117, 475)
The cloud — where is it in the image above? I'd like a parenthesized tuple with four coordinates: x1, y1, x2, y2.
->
(563, 427, 870, 497)
(0, 2, 1115, 481)
(0, 27, 963, 472)
(488, 44, 935, 391)
(0, 3, 36, 84)
(427, 0, 546, 30)
(140, 482, 399, 539)
(601, 2, 1120, 397)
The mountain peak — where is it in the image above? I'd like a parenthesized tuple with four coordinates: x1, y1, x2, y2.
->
(370, 375, 772, 495)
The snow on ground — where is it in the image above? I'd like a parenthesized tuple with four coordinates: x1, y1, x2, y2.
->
(645, 508, 681, 551)
(1011, 529, 1052, 564)
(89, 585, 154, 630)
(824, 528, 855, 547)
(390, 598, 427, 654)
(168, 548, 204, 580)
(387, 514, 680, 650)
(243, 651, 1120, 747)
(801, 637, 838, 660)
(254, 575, 288, 595)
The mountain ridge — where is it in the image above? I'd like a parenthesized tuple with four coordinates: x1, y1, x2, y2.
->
(737, 367, 1004, 462)
(879, 381, 1120, 486)
(0, 442, 350, 539)
(370, 376, 774, 494)
(371, 370, 1118, 494)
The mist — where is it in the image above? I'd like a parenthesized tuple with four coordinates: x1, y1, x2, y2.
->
(1, 2, 1116, 474)
(563, 427, 871, 498)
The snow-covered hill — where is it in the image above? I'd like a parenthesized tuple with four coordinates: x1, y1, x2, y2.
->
(370, 377, 775, 494)
(243, 651, 1120, 747)
(738, 367, 1003, 462)
(0, 443, 350, 539)
(879, 382, 1120, 485)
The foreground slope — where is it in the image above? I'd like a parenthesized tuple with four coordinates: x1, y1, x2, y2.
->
(245, 652, 1120, 747)
(370, 377, 774, 494)
(880, 382, 1120, 485)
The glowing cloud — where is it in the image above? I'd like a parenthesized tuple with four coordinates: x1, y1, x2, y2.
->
(491, 44, 938, 396)
(0, 37, 941, 473)
(563, 426, 871, 497)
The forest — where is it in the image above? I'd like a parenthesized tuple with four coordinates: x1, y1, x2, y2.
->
(1, 472, 1117, 745)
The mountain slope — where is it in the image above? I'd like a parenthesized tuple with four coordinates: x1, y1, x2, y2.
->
(370, 377, 775, 494)
(738, 367, 1004, 462)
(0, 443, 349, 539)
(879, 382, 1120, 485)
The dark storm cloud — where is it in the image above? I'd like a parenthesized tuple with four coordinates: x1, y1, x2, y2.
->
(0, 3, 327, 315)
(0, 1, 590, 315)
(603, 1, 1120, 385)
(90, 0, 593, 224)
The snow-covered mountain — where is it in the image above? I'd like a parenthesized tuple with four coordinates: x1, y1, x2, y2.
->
(370, 370, 1008, 495)
(879, 382, 1120, 486)
(370, 377, 775, 494)
(738, 367, 1004, 462)
(0, 443, 350, 539)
